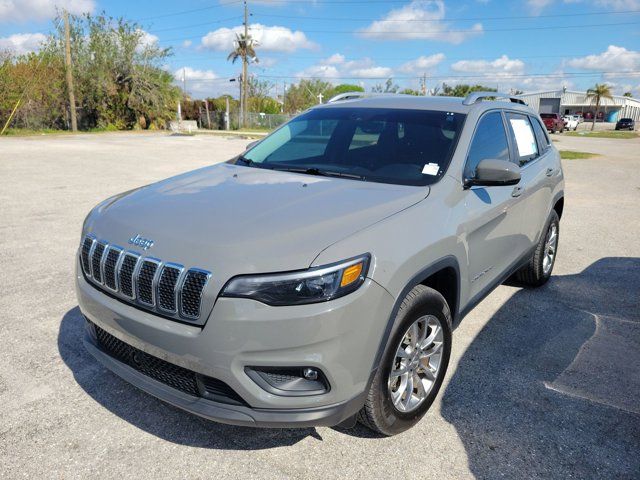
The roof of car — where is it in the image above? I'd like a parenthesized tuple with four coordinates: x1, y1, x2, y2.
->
(315, 93, 536, 115)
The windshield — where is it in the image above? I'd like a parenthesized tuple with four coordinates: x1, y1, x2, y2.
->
(238, 107, 466, 186)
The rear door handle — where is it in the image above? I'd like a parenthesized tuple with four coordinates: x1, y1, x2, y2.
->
(511, 186, 524, 197)
(546, 167, 555, 177)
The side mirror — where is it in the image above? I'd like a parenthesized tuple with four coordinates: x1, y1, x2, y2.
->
(246, 140, 260, 150)
(466, 159, 521, 188)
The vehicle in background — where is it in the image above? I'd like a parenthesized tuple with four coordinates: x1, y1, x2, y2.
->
(615, 118, 636, 130)
(563, 116, 579, 131)
(540, 113, 565, 133)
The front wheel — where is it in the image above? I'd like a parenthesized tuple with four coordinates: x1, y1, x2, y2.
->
(357, 285, 452, 436)
(515, 210, 560, 287)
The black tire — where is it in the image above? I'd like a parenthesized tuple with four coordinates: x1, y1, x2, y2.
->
(516, 210, 560, 287)
(357, 285, 452, 436)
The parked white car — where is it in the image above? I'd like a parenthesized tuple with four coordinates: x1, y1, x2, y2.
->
(563, 115, 579, 131)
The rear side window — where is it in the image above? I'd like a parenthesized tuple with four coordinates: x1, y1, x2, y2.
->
(464, 111, 510, 179)
(505, 112, 539, 166)
(530, 116, 550, 150)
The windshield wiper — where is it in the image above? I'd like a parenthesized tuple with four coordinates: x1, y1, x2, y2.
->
(274, 166, 366, 181)
(236, 155, 257, 167)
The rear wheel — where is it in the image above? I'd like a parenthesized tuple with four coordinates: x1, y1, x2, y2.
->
(357, 285, 452, 436)
(516, 210, 559, 287)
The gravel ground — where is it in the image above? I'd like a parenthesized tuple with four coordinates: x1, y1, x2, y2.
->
(0, 131, 638, 480)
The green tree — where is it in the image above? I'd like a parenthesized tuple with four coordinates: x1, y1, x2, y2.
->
(623, 92, 633, 98)
(372, 78, 399, 93)
(438, 83, 497, 97)
(399, 88, 421, 96)
(328, 83, 364, 98)
(226, 33, 258, 65)
(284, 79, 332, 113)
(586, 83, 613, 131)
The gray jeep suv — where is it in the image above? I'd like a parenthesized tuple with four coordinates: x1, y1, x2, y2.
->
(76, 92, 564, 435)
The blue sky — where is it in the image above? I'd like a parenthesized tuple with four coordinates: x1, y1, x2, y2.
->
(1, 0, 639, 99)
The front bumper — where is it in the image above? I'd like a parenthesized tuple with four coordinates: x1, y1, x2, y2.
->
(76, 257, 394, 427)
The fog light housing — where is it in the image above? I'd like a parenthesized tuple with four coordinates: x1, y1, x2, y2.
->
(245, 366, 329, 396)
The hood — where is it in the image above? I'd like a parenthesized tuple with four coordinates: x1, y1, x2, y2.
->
(85, 162, 428, 293)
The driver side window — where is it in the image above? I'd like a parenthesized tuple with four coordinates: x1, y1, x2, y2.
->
(464, 111, 510, 180)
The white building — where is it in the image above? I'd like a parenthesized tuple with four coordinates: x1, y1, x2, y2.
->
(517, 89, 640, 122)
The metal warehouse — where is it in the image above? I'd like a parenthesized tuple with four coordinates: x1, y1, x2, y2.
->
(517, 89, 640, 122)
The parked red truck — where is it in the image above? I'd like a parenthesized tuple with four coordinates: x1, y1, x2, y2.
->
(540, 113, 565, 133)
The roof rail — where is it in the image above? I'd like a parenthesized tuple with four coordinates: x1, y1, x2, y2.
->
(326, 91, 410, 103)
(462, 91, 527, 106)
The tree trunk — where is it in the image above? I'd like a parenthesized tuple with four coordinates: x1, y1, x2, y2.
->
(591, 97, 599, 131)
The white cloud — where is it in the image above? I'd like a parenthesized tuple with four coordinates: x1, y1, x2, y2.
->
(528, 0, 640, 13)
(174, 67, 223, 98)
(0, 32, 46, 54)
(137, 30, 158, 47)
(0, 0, 94, 23)
(201, 23, 316, 53)
(182, 40, 192, 48)
(594, 0, 640, 8)
(296, 54, 394, 80)
(360, 0, 483, 44)
(451, 55, 526, 76)
(175, 67, 218, 81)
(567, 45, 640, 72)
(399, 53, 446, 73)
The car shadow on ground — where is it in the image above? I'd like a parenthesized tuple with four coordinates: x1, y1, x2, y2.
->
(58, 257, 640, 456)
(441, 257, 640, 479)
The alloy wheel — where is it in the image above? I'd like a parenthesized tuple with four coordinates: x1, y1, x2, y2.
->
(388, 315, 444, 413)
(543, 222, 558, 275)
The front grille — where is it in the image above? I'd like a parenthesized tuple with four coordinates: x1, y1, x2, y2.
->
(137, 260, 160, 306)
(103, 247, 122, 290)
(90, 321, 245, 405)
(181, 270, 209, 318)
(79, 235, 210, 322)
(92, 242, 106, 283)
(119, 253, 139, 299)
(158, 265, 182, 312)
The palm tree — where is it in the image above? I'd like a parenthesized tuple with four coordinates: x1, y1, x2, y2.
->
(226, 33, 258, 65)
(227, 33, 258, 128)
(586, 83, 613, 131)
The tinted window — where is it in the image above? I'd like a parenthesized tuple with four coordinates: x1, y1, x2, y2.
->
(464, 111, 510, 179)
(243, 108, 466, 186)
(540, 113, 555, 119)
(530, 116, 549, 150)
(505, 112, 539, 165)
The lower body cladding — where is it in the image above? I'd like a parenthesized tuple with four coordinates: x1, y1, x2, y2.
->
(75, 260, 394, 428)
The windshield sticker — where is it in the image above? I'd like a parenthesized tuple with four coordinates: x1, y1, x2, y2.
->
(422, 163, 439, 176)
(509, 118, 537, 157)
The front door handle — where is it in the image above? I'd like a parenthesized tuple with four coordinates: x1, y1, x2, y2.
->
(546, 167, 555, 177)
(511, 186, 524, 197)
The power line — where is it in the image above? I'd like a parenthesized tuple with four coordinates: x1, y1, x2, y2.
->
(187, 71, 640, 81)
(257, 9, 640, 23)
(133, 0, 242, 22)
(156, 20, 640, 44)
(146, 16, 243, 34)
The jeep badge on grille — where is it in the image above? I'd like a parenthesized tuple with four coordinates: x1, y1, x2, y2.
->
(129, 234, 154, 250)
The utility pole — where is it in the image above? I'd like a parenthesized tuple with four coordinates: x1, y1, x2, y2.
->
(317, 92, 323, 104)
(182, 67, 187, 97)
(421, 73, 427, 96)
(63, 10, 78, 132)
(241, 0, 249, 128)
(204, 100, 211, 129)
(282, 81, 286, 113)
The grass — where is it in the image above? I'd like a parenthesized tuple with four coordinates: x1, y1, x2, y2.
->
(559, 150, 600, 160)
(564, 130, 638, 139)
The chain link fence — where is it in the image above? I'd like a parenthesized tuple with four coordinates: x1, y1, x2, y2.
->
(197, 111, 294, 131)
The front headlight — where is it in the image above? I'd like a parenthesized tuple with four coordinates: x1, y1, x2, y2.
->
(220, 254, 371, 306)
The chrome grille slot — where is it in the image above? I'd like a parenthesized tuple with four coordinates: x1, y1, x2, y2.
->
(79, 236, 210, 322)
(157, 265, 182, 313)
(118, 253, 139, 299)
(91, 241, 107, 284)
(103, 246, 122, 291)
(137, 259, 160, 306)
(180, 269, 210, 319)
(81, 236, 94, 276)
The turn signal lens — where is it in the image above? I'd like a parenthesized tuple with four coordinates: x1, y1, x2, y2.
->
(340, 262, 363, 287)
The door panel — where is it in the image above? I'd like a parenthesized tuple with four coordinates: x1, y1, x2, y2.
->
(461, 110, 525, 298)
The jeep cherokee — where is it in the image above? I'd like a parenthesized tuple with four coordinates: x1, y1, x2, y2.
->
(76, 92, 564, 435)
